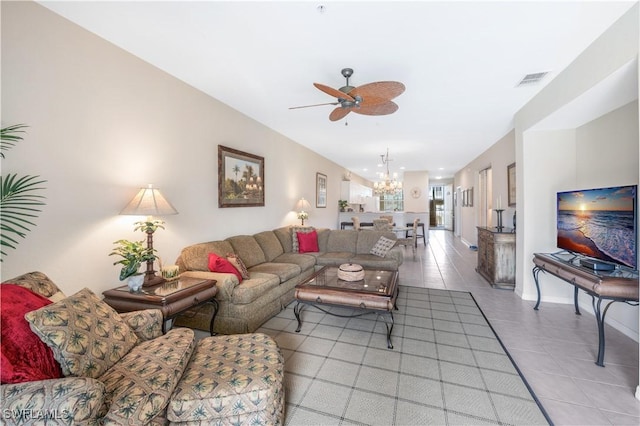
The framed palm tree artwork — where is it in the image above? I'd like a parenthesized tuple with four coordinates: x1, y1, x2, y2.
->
(218, 145, 264, 207)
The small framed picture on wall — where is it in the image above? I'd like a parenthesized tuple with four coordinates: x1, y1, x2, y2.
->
(508, 162, 516, 206)
(316, 172, 327, 208)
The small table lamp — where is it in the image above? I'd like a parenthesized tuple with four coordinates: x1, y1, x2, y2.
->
(120, 184, 178, 286)
(296, 198, 311, 226)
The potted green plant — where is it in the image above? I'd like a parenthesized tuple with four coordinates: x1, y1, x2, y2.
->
(339, 200, 349, 212)
(109, 239, 157, 291)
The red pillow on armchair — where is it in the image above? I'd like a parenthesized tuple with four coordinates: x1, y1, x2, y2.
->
(1, 284, 62, 384)
(297, 230, 319, 253)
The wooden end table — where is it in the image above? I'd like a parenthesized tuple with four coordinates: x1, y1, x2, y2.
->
(103, 277, 218, 335)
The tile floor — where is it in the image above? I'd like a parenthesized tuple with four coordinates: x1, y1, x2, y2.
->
(407, 230, 640, 425)
(261, 285, 549, 425)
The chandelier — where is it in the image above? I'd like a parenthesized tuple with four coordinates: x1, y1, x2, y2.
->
(373, 148, 403, 196)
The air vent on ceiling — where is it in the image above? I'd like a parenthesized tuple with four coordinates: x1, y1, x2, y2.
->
(516, 72, 548, 87)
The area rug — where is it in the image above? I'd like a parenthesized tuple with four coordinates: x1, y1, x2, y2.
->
(256, 286, 552, 425)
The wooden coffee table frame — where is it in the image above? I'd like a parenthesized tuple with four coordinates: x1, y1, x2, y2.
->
(294, 266, 399, 349)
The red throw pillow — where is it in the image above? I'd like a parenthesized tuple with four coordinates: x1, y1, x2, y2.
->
(208, 252, 243, 283)
(297, 230, 319, 253)
(1, 284, 63, 384)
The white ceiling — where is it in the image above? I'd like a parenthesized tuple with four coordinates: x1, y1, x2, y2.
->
(37, 1, 637, 181)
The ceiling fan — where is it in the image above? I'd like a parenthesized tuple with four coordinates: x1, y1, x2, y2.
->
(290, 68, 405, 122)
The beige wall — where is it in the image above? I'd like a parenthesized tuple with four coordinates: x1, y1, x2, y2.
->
(402, 171, 430, 213)
(454, 129, 516, 246)
(0, 2, 351, 295)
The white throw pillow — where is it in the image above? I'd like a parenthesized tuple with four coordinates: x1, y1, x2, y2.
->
(370, 236, 396, 257)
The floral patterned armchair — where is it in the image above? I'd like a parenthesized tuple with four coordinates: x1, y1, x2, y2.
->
(1, 272, 285, 425)
(0, 272, 182, 424)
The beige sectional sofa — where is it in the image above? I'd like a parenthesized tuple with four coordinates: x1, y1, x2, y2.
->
(174, 226, 404, 335)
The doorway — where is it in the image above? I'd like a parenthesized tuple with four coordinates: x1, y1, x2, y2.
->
(429, 185, 453, 229)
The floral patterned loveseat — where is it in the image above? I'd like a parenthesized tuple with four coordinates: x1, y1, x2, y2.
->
(0, 272, 284, 425)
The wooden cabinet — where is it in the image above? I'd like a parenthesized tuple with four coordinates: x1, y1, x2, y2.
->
(476, 227, 515, 289)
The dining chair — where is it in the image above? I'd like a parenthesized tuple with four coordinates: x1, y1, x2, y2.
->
(373, 219, 392, 231)
(380, 215, 394, 225)
(395, 218, 419, 260)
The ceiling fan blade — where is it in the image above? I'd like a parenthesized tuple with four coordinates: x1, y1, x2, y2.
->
(356, 95, 388, 107)
(350, 81, 405, 101)
(352, 101, 399, 116)
(329, 107, 351, 121)
(289, 102, 339, 110)
(314, 83, 355, 102)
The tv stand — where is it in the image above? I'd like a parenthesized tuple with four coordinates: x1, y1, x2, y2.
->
(532, 253, 638, 367)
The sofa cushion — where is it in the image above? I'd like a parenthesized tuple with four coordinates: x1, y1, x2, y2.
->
(230, 273, 281, 305)
(369, 236, 396, 257)
(272, 252, 316, 271)
(316, 252, 354, 266)
(326, 229, 358, 253)
(315, 228, 331, 252)
(1, 377, 107, 424)
(167, 333, 284, 424)
(1, 284, 62, 384)
(2, 271, 65, 302)
(298, 229, 319, 253)
(253, 231, 285, 261)
(178, 241, 235, 272)
(99, 327, 196, 425)
(25, 288, 138, 379)
(350, 254, 401, 270)
(249, 262, 301, 283)
(226, 235, 267, 268)
(273, 226, 294, 253)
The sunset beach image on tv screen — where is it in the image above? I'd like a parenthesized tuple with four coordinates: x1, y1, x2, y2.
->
(557, 185, 637, 269)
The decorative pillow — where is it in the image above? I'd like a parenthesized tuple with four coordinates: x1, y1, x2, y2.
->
(208, 252, 243, 282)
(25, 288, 138, 379)
(297, 230, 319, 253)
(291, 226, 314, 253)
(226, 253, 250, 279)
(370, 236, 396, 257)
(1, 284, 62, 384)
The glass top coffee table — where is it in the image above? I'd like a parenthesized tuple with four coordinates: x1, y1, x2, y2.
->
(294, 265, 399, 348)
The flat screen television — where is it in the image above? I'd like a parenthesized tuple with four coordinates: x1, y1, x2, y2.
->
(557, 185, 637, 270)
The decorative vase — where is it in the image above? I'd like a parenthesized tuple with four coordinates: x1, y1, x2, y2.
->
(127, 274, 144, 292)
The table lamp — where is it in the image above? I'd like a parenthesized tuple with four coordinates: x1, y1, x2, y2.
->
(296, 198, 311, 225)
(120, 184, 178, 286)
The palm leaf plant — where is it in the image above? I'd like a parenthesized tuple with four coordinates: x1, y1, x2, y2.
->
(0, 124, 47, 261)
(109, 239, 157, 281)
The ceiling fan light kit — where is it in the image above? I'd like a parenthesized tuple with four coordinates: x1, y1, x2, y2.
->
(291, 68, 405, 122)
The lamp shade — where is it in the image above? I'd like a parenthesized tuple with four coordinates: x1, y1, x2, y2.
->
(120, 184, 178, 216)
(296, 197, 311, 212)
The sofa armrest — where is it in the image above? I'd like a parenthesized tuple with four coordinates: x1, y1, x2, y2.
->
(1, 377, 106, 423)
(180, 270, 239, 300)
(120, 309, 164, 341)
(385, 246, 404, 266)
